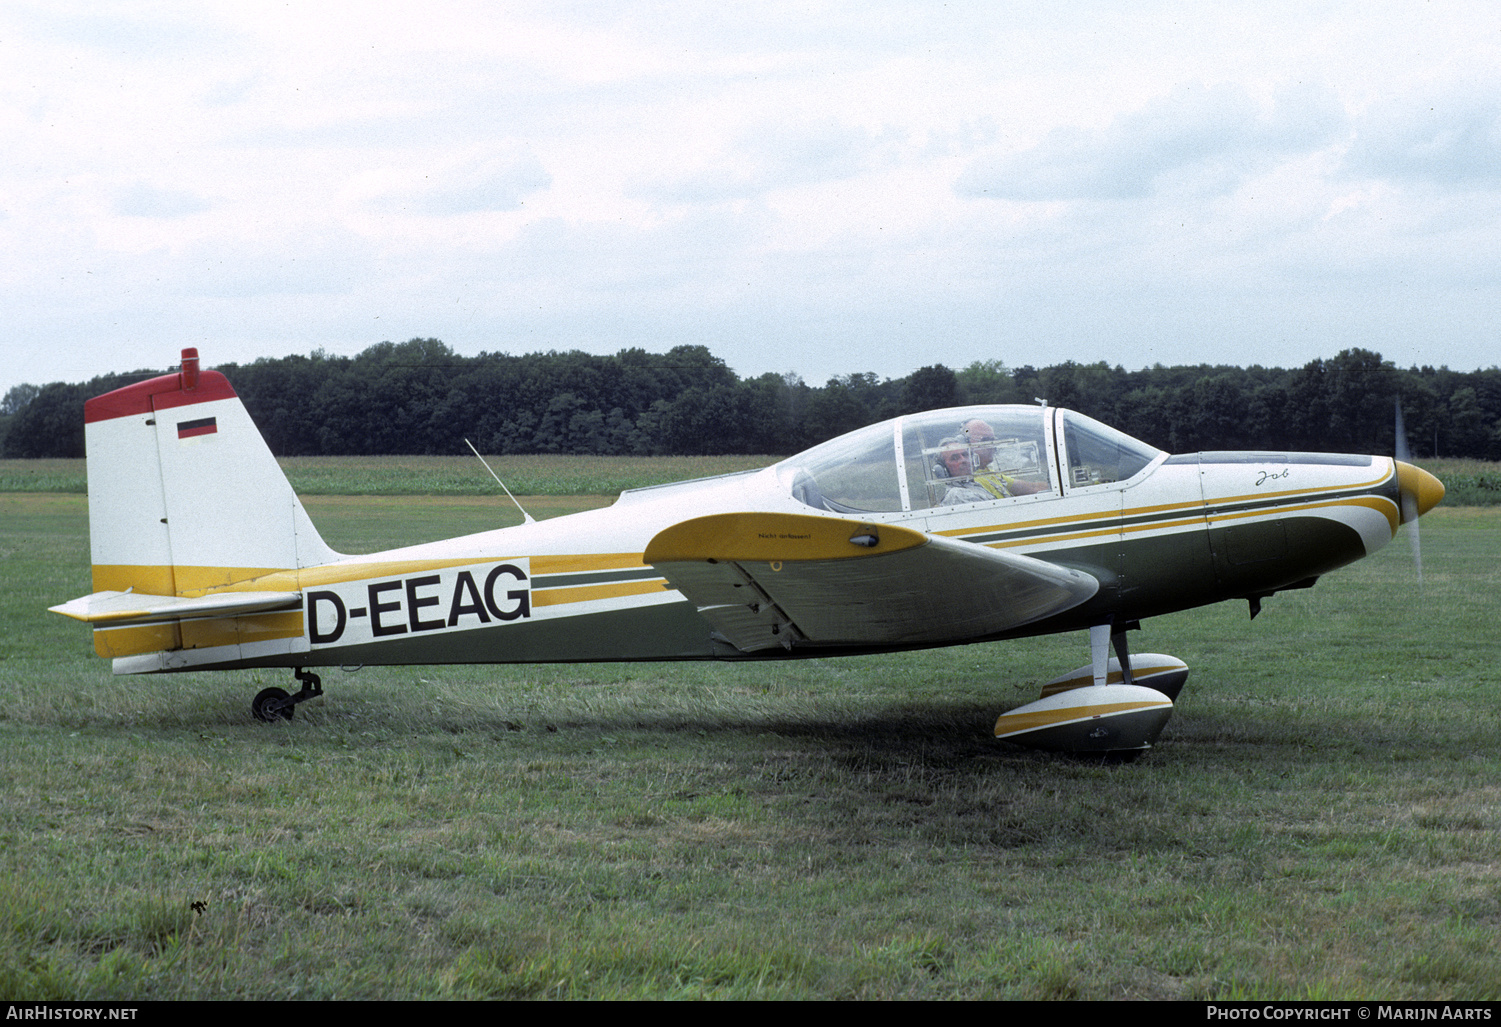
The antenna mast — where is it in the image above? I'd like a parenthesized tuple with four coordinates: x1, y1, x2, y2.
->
(464, 439, 535, 524)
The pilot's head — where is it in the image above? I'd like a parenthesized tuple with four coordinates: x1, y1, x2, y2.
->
(938, 437, 972, 478)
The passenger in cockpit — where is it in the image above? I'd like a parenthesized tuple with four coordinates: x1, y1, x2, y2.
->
(937, 419, 1050, 504)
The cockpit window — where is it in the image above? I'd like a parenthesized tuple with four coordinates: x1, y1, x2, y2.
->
(903, 407, 1051, 508)
(780, 420, 902, 513)
(1060, 410, 1162, 488)
(782, 406, 1163, 511)
(778, 405, 1057, 513)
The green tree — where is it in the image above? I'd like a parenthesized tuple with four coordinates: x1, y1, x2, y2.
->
(1182, 373, 1249, 451)
(955, 360, 1020, 405)
(1286, 349, 1397, 453)
(1445, 387, 1490, 458)
(1, 383, 40, 416)
(901, 364, 958, 413)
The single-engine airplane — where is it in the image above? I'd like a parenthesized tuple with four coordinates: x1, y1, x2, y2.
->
(51, 349, 1445, 755)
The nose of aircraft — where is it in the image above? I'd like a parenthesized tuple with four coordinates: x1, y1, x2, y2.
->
(1396, 461, 1445, 523)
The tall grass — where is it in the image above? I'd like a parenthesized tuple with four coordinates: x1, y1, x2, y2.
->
(280, 453, 775, 496)
(6, 455, 1496, 503)
(1427, 458, 1501, 506)
(0, 459, 85, 493)
(0, 455, 775, 497)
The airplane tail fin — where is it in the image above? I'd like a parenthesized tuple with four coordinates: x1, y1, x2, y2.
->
(65, 348, 339, 659)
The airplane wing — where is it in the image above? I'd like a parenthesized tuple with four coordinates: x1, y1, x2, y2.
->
(644, 512, 1099, 652)
(49, 589, 302, 625)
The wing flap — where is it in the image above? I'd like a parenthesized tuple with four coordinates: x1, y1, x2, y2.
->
(697, 602, 803, 652)
(646, 513, 1098, 651)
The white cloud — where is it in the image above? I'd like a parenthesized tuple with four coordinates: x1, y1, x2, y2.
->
(113, 182, 213, 218)
(632, 119, 894, 203)
(955, 82, 1347, 202)
(1345, 86, 1501, 188)
(4, 2, 1501, 400)
(383, 155, 554, 215)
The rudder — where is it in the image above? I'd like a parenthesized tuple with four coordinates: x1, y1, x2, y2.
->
(76, 348, 339, 658)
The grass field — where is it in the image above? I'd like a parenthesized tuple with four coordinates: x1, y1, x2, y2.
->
(0, 454, 776, 498)
(1, 490, 1498, 1000)
(3, 455, 1499, 504)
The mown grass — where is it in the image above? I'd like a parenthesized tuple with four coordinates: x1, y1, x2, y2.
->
(1, 493, 1498, 999)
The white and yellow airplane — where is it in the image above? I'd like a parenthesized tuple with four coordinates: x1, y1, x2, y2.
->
(51, 349, 1445, 755)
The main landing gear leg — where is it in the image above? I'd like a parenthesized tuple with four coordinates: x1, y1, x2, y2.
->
(1090, 619, 1140, 687)
(251, 668, 324, 723)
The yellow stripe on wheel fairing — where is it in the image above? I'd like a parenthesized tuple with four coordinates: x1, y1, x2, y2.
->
(994, 698, 1173, 738)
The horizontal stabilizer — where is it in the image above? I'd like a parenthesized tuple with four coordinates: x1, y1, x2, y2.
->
(49, 589, 302, 626)
(646, 512, 1098, 651)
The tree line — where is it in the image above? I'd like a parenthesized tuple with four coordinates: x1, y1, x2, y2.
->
(3, 339, 1499, 460)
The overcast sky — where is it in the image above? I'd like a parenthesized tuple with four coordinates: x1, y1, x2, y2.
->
(4, 1, 1499, 401)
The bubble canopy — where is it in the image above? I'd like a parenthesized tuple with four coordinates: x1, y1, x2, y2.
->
(775, 405, 1164, 514)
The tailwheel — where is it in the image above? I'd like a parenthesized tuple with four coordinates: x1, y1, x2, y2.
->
(252, 686, 294, 722)
(250, 668, 324, 723)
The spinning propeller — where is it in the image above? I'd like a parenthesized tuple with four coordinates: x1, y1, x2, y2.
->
(1393, 400, 1446, 588)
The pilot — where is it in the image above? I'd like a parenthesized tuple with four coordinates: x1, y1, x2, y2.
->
(937, 437, 1002, 504)
(937, 420, 1049, 504)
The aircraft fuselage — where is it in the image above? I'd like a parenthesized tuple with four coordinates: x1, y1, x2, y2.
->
(105, 442, 1411, 674)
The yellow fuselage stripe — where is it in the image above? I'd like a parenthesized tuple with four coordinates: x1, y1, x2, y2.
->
(532, 579, 669, 607)
(94, 551, 652, 597)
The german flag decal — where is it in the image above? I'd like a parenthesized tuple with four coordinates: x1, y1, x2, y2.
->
(177, 416, 217, 440)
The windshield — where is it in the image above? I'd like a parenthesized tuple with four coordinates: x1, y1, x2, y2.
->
(780, 419, 902, 512)
(1059, 410, 1163, 488)
(777, 405, 1058, 512)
